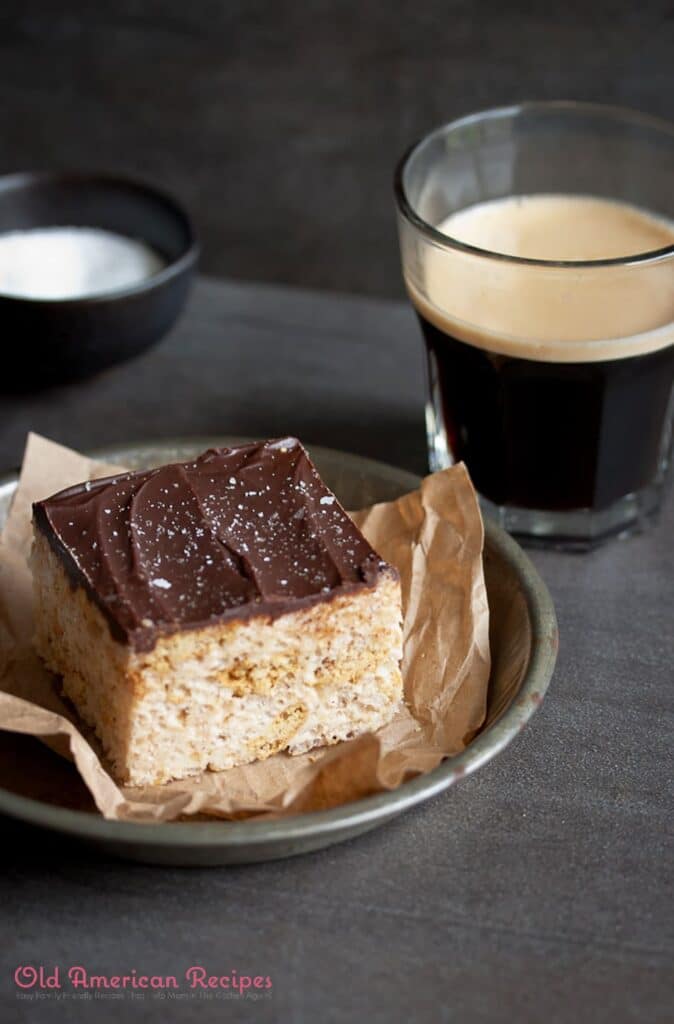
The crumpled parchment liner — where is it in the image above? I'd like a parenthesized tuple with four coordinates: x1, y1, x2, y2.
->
(0, 433, 490, 822)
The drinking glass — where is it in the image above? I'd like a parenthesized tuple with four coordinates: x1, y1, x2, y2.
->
(395, 102, 674, 548)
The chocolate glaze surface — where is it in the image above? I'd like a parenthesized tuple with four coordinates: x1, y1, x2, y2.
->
(33, 438, 395, 652)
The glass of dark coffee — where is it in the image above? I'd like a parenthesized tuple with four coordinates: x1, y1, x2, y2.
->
(395, 102, 674, 548)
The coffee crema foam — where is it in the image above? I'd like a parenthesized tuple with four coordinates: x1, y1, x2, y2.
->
(406, 194, 674, 363)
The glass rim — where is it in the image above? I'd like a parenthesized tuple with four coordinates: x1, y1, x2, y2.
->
(394, 100, 674, 269)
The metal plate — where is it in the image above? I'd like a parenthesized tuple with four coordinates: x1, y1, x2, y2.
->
(0, 438, 558, 865)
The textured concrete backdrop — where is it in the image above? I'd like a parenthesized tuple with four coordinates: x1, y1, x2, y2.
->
(0, 1, 672, 297)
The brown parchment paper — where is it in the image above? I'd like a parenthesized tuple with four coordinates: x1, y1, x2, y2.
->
(0, 433, 490, 822)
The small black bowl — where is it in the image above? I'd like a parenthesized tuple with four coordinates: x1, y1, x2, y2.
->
(0, 171, 198, 389)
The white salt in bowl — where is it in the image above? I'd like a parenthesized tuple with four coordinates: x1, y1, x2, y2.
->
(0, 171, 198, 388)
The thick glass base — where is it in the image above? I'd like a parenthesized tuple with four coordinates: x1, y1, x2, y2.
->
(478, 485, 665, 551)
(426, 401, 671, 550)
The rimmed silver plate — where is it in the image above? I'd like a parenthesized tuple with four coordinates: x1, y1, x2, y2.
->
(0, 438, 558, 865)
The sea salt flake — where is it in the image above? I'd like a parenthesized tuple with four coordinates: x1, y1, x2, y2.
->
(320, 496, 335, 506)
(150, 577, 172, 590)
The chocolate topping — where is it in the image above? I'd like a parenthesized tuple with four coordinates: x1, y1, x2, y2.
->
(33, 438, 394, 651)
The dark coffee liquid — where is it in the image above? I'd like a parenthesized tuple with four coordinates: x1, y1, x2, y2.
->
(421, 315, 674, 510)
(411, 196, 674, 514)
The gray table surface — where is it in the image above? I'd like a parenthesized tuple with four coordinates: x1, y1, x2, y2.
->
(1, 277, 672, 1024)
